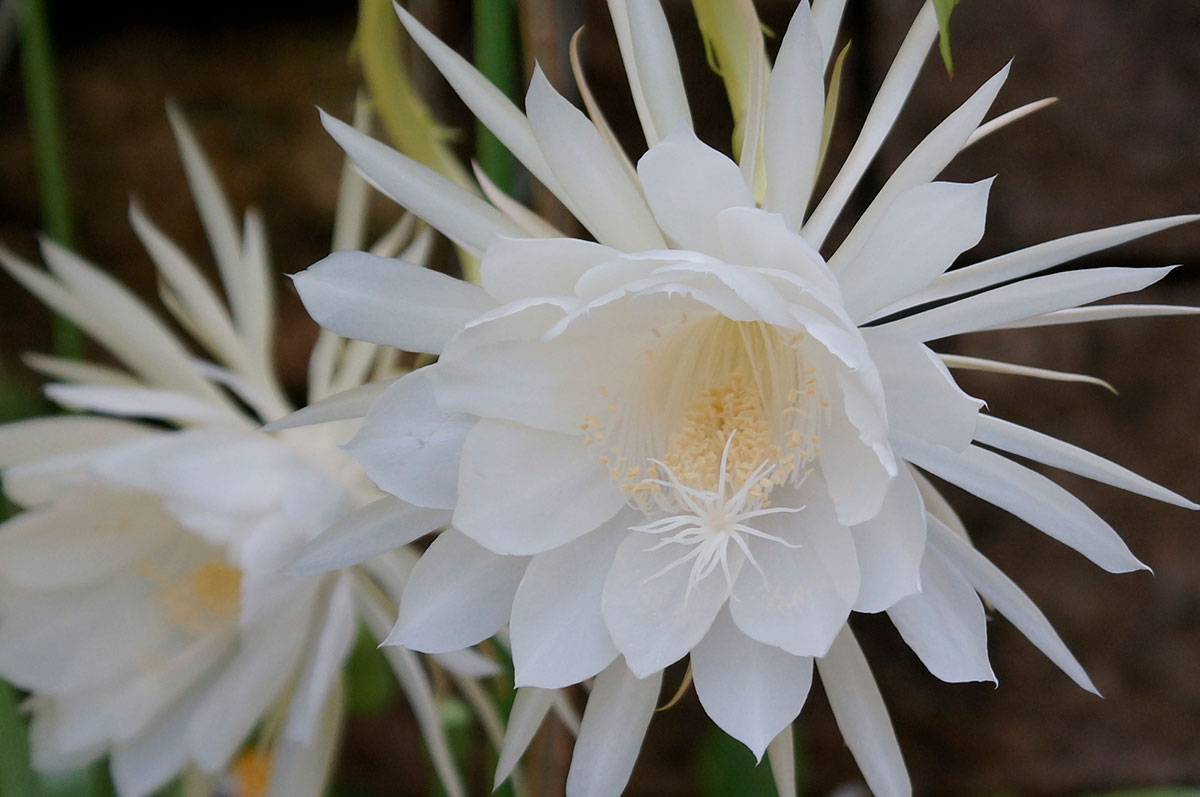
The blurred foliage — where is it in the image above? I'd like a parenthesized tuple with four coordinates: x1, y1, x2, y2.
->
(345, 626, 400, 717)
(696, 725, 778, 797)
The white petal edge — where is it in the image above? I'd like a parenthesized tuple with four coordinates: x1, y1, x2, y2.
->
(294, 250, 495, 355)
(926, 517, 1099, 694)
(895, 434, 1146, 574)
(817, 626, 911, 797)
(564, 659, 661, 797)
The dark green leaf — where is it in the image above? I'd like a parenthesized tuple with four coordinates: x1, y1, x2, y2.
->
(696, 726, 778, 797)
(345, 625, 398, 716)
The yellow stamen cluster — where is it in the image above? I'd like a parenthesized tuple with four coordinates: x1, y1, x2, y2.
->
(660, 370, 785, 499)
(143, 558, 243, 634)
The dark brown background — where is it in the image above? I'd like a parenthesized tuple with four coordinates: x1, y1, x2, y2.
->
(2, 1, 1198, 794)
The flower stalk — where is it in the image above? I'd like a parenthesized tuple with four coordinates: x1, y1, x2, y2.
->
(17, 0, 79, 359)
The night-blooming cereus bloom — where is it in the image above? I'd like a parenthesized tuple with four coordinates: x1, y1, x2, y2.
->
(295, 1, 1199, 794)
(0, 107, 488, 797)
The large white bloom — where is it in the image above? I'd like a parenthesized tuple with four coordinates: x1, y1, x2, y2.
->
(0, 107, 492, 797)
(295, 1, 1198, 795)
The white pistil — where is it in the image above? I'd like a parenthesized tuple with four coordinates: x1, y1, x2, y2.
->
(632, 432, 805, 600)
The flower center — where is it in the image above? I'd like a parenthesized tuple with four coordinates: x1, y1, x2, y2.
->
(583, 317, 828, 514)
(631, 432, 806, 598)
(143, 558, 243, 633)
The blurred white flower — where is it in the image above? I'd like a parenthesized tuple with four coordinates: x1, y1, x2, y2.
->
(0, 104, 491, 797)
(294, 1, 1199, 795)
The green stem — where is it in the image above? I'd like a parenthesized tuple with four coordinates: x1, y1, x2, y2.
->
(0, 682, 40, 797)
(473, 0, 519, 194)
(19, 0, 79, 359)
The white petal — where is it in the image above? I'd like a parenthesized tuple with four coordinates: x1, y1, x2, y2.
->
(480, 236, 618, 304)
(0, 488, 171, 589)
(839, 179, 992, 321)
(895, 434, 1146, 573)
(284, 574, 356, 745)
(940, 353, 1117, 393)
(817, 626, 911, 797)
(434, 305, 610, 436)
(0, 416, 151, 469)
(432, 647, 501, 679)
(388, 528, 529, 653)
(926, 518, 1098, 694)
(187, 593, 317, 770)
(525, 67, 665, 252)
(849, 467, 926, 613)
(511, 525, 623, 688)
(895, 214, 1200, 313)
(865, 329, 983, 451)
(990, 303, 1200, 330)
(289, 498, 450, 575)
(729, 479, 858, 657)
(165, 103, 265, 358)
(129, 200, 246, 373)
(22, 352, 140, 389)
(801, 3, 938, 249)
(817, 381, 896, 527)
(763, 1, 825, 226)
(320, 110, 525, 252)
(494, 687, 555, 790)
(909, 464, 969, 541)
(692, 607, 814, 760)
(345, 369, 473, 510)
(268, 680, 343, 797)
(810, 0, 846, 67)
(110, 680, 210, 797)
(768, 725, 798, 797)
(973, 415, 1198, 509)
(883, 266, 1177, 341)
(830, 66, 1009, 278)
(237, 206, 274, 376)
(887, 541, 995, 683)
(474, 162, 567, 238)
(294, 250, 494, 355)
(715, 208, 840, 300)
(625, 0, 692, 142)
(564, 659, 661, 797)
(262, 377, 395, 431)
(455, 420, 626, 556)
(637, 126, 754, 254)
(43, 383, 236, 425)
(601, 530, 732, 678)
(394, 4, 564, 198)
(4, 242, 222, 403)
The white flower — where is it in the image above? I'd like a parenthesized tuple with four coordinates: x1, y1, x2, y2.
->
(294, 1, 1199, 795)
(0, 106, 489, 797)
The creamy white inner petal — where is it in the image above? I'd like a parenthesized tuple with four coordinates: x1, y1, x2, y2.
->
(583, 313, 833, 592)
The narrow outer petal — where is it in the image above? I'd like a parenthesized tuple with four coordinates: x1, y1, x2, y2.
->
(294, 251, 495, 355)
(817, 627, 911, 797)
(565, 659, 661, 797)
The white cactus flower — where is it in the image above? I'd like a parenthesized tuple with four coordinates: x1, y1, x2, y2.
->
(293, 1, 1199, 795)
(0, 104, 492, 797)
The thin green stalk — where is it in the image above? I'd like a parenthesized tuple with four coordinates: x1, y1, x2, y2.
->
(18, 0, 79, 358)
(472, 0, 518, 194)
(0, 682, 39, 797)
